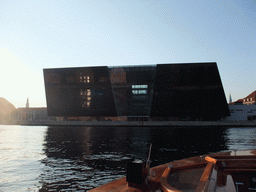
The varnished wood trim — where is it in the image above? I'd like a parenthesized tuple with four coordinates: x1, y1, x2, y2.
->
(205, 156, 217, 164)
(210, 155, 256, 159)
(160, 167, 182, 192)
(195, 162, 214, 192)
(166, 163, 207, 172)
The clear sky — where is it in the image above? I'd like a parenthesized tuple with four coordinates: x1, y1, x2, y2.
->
(0, 0, 255, 108)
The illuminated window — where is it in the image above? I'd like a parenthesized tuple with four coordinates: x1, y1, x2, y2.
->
(132, 85, 148, 89)
(82, 101, 91, 108)
(132, 90, 147, 94)
(81, 89, 91, 108)
(80, 75, 90, 83)
(132, 84, 147, 94)
(80, 89, 91, 96)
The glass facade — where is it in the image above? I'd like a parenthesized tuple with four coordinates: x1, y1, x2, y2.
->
(44, 63, 230, 120)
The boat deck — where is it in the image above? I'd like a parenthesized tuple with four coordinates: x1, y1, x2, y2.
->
(88, 154, 207, 192)
(89, 150, 256, 192)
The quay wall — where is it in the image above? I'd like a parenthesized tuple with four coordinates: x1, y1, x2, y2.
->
(17, 120, 256, 127)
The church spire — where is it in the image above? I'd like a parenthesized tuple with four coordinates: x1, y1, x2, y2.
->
(26, 97, 29, 108)
(229, 94, 232, 103)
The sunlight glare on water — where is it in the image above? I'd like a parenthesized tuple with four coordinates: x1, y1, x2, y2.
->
(0, 125, 46, 191)
(225, 127, 256, 150)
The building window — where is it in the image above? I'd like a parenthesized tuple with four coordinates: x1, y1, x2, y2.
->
(86, 89, 91, 96)
(82, 101, 91, 108)
(132, 85, 148, 94)
(80, 89, 91, 96)
(82, 101, 90, 108)
(132, 85, 148, 89)
(80, 74, 90, 83)
(81, 89, 91, 108)
(132, 90, 147, 94)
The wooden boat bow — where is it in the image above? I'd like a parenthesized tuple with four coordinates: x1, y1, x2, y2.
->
(89, 150, 256, 192)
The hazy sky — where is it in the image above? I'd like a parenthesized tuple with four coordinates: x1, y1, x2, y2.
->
(0, 0, 255, 108)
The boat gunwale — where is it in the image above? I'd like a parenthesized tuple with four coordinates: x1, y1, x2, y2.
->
(88, 150, 256, 192)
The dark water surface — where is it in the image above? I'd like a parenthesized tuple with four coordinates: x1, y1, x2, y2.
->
(1, 125, 256, 191)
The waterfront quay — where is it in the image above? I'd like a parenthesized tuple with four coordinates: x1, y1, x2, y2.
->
(18, 120, 256, 127)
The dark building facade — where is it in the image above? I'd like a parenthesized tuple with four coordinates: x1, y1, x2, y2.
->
(44, 63, 230, 121)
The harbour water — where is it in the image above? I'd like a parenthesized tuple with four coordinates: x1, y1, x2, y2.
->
(1, 125, 256, 191)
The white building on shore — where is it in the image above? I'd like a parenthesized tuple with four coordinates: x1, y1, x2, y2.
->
(224, 91, 256, 121)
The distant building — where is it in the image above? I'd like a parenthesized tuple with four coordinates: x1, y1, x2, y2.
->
(224, 105, 256, 121)
(229, 94, 232, 103)
(0, 98, 16, 124)
(14, 107, 53, 122)
(229, 91, 256, 106)
(26, 98, 29, 108)
(243, 91, 256, 105)
(225, 91, 256, 121)
(44, 63, 230, 121)
(11, 98, 55, 123)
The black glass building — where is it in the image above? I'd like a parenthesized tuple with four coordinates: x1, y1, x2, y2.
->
(44, 63, 230, 121)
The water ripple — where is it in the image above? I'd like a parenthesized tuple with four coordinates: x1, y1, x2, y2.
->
(1, 125, 256, 191)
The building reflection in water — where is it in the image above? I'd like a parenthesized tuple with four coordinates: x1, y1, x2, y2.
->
(39, 126, 229, 191)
